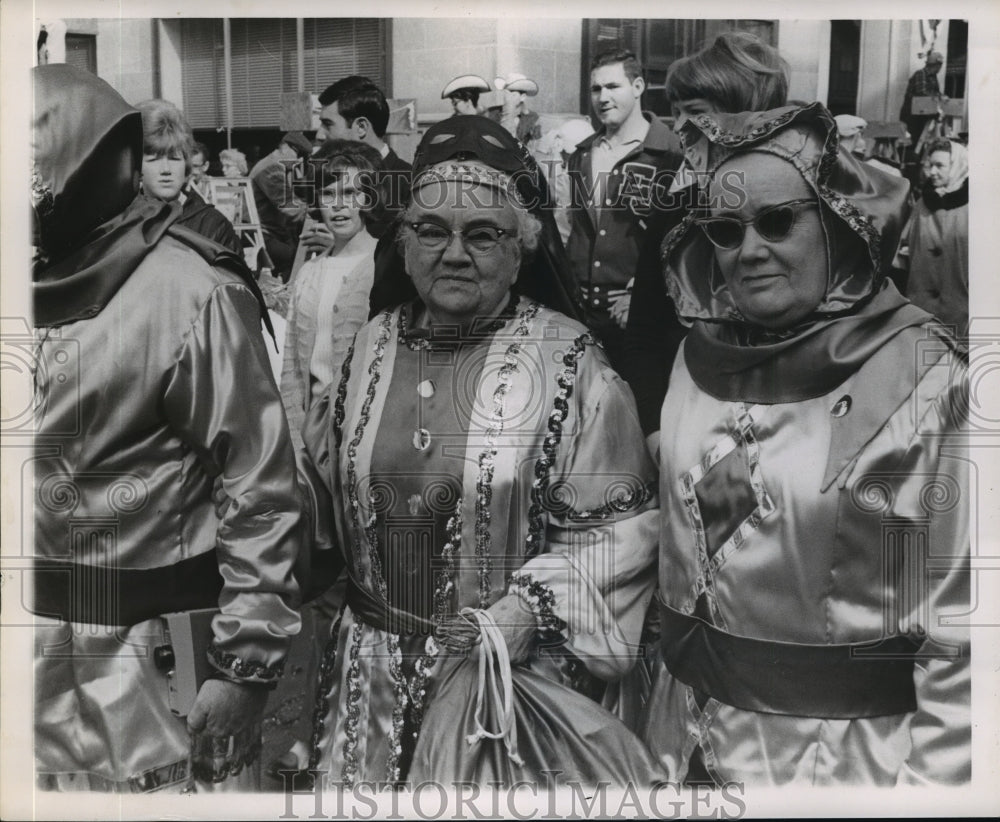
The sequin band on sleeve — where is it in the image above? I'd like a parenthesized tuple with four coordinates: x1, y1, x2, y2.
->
(507, 571, 566, 641)
(206, 646, 285, 686)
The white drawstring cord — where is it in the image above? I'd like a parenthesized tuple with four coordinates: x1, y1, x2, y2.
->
(462, 608, 524, 767)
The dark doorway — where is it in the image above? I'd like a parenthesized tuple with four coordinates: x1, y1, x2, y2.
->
(944, 20, 968, 99)
(827, 20, 861, 116)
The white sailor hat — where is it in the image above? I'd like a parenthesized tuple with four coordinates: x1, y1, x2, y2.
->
(494, 72, 538, 96)
(441, 74, 491, 99)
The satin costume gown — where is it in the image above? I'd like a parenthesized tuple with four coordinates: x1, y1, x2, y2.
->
(301, 296, 659, 786)
(647, 326, 969, 785)
(643, 103, 970, 787)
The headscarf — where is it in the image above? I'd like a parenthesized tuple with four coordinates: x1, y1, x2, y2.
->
(368, 115, 581, 320)
(662, 103, 936, 403)
(33, 64, 271, 334)
(925, 139, 969, 201)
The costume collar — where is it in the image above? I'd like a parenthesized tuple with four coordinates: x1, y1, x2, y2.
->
(683, 282, 932, 405)
(34, 195, 181, 327)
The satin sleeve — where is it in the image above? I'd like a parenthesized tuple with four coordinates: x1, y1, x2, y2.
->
(895, 358, 971, 784)
(513, 356, 659, 681)
(162, 281, 303, 683)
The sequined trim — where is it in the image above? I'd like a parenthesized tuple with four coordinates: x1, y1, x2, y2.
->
(564, 479, 656, 521)
(686, 106, 803, 150)
(433, 500, 464, 622)
(408, 636, 441, 743)
(819, 182, 882, 279)
(206, 646, 284, 684)
(411, 163, 528, 208)
(474, 301, 541, 606)
(385, 634, 408, 784)
(507, 571, 565, 641)
(344, 312, 393, 593)
(340, 619, 365, 787)
(308, 615, 344, 773)
(524, 333, 593, 558)
(38, 757, 193, 793)
(678, 403, 774, 626)
(332, 341, 355, 451)
(681, 693, 723, 785)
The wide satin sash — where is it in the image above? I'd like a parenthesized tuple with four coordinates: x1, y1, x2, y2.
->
(658, 598, 920, 718)
(345, 574, 435, 636)
(29, 551, 223, 625)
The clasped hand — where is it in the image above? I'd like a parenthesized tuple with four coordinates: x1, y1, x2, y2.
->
(435, 594, 537, 665)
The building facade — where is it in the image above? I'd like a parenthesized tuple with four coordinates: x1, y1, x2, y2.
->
(37, 17, 968, 162)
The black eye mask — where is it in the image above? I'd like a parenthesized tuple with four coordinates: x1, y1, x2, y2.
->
(412, 116, 544, 208)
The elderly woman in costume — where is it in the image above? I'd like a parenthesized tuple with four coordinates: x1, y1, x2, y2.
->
(31, 65, 303, 792)
(644, 103, 970, 786)
(302, 116, 660, 787)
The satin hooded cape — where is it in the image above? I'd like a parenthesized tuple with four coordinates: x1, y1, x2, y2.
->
(368, 114, 581, 320)
(661, 103, 947, 404)
(32, 64, 271, 336)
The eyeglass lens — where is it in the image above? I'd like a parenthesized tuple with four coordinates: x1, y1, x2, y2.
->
(701, 202, 804, 249)
(413, 224, 505, 253)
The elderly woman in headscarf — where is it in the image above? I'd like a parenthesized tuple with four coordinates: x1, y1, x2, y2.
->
(31, 65, 302, 792)
(895, 139, 969, 337)
(301, 115, 660, 787)
(644, 103, 969, 786)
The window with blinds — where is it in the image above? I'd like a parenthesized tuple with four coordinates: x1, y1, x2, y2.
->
(65, 33, 97, 74)
(229, 18, 299, 128)
(303, 18, 386, 92)
(181, 19, 224, 130)
(180, 18, 387, 130)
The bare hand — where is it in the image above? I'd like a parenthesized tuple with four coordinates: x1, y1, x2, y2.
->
(299, 221, 335, 258)
(485, 594, 537, 666)
(187, 678, 269, 737)
(609, 293, 631, 328)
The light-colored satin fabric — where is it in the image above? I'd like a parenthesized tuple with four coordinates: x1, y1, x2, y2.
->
(307, 298, 659, 783)
(34, 236, 303, 786)
(647, 333, 970, 785)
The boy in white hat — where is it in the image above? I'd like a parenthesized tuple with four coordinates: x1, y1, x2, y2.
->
(441, 74, 491, 116)
(488, 72, 542, 146)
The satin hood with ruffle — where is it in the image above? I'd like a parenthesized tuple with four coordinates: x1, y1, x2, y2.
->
(663, 103, 912, 326)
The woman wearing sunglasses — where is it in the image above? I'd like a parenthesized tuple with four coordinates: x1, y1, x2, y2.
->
(644, 103, 970, 785)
